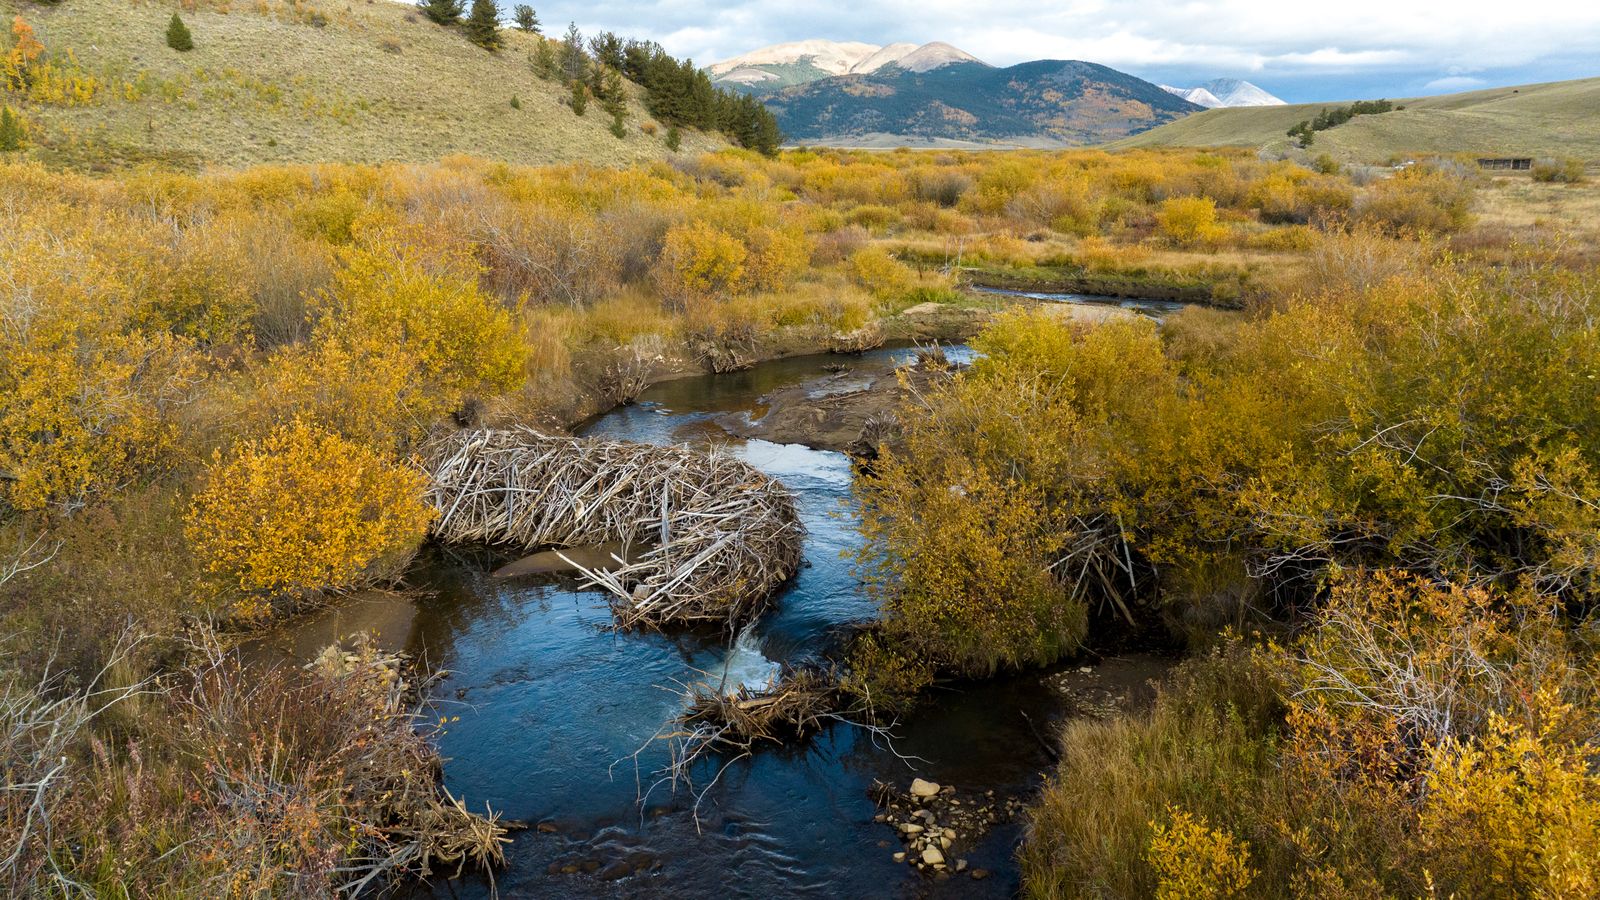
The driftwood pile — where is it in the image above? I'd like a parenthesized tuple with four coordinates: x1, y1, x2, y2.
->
(423, 427, 804, 628)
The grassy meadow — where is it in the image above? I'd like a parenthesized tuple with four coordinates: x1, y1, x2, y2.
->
(1113, 75, 1600, 163)
(0, 0, 724, 169)
(1, 109, 1599, 894)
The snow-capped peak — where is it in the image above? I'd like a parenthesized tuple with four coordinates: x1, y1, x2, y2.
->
(708, 40, 884, 77)
(1160, 85, 1225, 109)
(1198, 78, 1286, 107)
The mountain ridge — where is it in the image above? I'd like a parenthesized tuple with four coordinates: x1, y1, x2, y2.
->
(768, 57, 1199, 147)
(710, 38, 986, 94)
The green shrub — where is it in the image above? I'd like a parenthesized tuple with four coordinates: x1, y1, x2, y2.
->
(1532, 157, 1587, 184)
(165, 14, 193, 52)
(568, 79, 586, 116)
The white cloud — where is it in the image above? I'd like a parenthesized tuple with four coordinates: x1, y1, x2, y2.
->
(1422, 75, 1488, 92)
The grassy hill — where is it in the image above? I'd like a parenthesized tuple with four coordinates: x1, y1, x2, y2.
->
(0, 0, 723, 170)
(1108, 76, 1600, 162)
(769, 59, 1199, 146)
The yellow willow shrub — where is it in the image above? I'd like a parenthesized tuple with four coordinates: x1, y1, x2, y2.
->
(0, 228, 200, 513)
(1355, 162, 1475, 234)
(1156, 196, 1227, 247)
(186, 421, 434, 617)
(1419, 696, 1600, 898)
(963, 159, 1035, 215)
(655, 220, 747, 308)
(259, 239, 526, 448)
(847, 247, 912, 299)
(741, 225, 812, 294)
(857, 459, 1086, 677)
(1145, 808, 1257, 900)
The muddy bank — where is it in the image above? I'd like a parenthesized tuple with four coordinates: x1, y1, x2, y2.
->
(715, 352, 957, 454)
(530, 302, 993, 434)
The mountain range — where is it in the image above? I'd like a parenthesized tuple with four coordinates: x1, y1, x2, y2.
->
(1160, 79, 1286, 108)
(709, 40, 984, 94)
(709, 40, 1287, 146)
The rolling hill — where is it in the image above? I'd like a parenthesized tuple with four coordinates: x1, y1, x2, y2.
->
(0, 0, 723, 170)
(768, 58, 1200, 147)
(1111, 76, 1600, 162)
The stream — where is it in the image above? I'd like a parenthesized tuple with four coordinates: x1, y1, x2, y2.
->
(252, 340, 1170, 898)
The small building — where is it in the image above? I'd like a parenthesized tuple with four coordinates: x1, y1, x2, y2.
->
(1476, 157, 1533, 170)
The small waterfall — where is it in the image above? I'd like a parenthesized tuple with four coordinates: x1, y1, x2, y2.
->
(715, 626, 781, 695)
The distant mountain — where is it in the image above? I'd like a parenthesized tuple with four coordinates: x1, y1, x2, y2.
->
(709, 39, 984, 94)
(767, 58, 1200, 146)
(1163, 79, 1286, 108)
(1160, 85, 1226, 109)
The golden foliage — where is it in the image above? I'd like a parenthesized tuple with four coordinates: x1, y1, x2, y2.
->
(1146, 808, 1257, 900)
(185, 420, 433, 617)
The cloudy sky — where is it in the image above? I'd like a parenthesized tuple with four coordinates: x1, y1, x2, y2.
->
(537, 0, 1600, 102)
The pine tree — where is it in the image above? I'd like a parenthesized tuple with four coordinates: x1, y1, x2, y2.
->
(512, 4, 540, 33)
(417, 0, 464, 25)
(166, 13, 194, 52)
(531, 39, 558, 79)
(568, 79, 587, 116)
(0, 106, 24, 152)
(665, 124, 680, 152)
(599, 66, 626, 118)
(559, 22, 585, 82)
(609, 109, 626, 139)
(509, 95, 521, 109)
(462, 0, 501, 49)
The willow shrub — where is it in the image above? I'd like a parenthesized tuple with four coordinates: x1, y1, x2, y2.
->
(854, 311, 1178, 692)
(1023, 574, 1600, 898)
(186, 421, 434, 619)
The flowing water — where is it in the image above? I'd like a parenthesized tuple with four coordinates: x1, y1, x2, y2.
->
(970, 286, 1190, 319)
(258, 344, 1146, 898)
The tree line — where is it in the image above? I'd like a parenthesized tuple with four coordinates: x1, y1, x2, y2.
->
(415, 3, 782, 155)
(1288, 98, 1395, 146)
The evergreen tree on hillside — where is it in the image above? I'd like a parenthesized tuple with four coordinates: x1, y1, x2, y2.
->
(463, 0, 501, 49)
(166, 13, 194, 52)
(665, 124, 681, 152)
(588, 31, 624, 70)
(568, 79, 587, 116)
(559, 22, 586, 82)
(599, 66, 626, 118)
(417, 0, 464, 25)
(531, 39, 558, 79)
(512, 4, 540, 33)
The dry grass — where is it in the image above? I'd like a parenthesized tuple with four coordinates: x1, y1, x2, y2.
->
(1113, 76, 1600, 164)
(5, 0, 722, 169)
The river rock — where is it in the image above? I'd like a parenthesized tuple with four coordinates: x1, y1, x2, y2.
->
(921, 846, 945, 866)
(901, 823, 924, 834)
(909, 778, 941, 798)
(956, 858, 968, 872)
(893, 851, 906, 863)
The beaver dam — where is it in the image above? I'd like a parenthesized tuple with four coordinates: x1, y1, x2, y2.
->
(424, 427, 805, 628)
(258, 345, 1116, 897)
